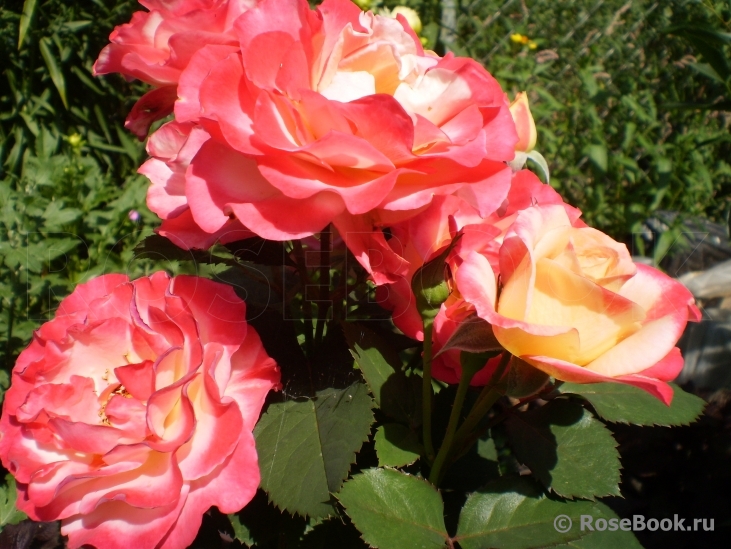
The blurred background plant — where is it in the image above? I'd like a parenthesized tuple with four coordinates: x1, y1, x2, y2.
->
(389, 0, 731, 253)
(0, 0, 157, 372)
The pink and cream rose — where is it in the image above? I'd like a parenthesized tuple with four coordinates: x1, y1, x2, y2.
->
(140, 121, 255, 249)
(0, 272, 280, 549)
(136, 0, 516, 252)
(376, 170, 571, 340)
(455, 204, 700, 403)
(94, 0, 257, 137)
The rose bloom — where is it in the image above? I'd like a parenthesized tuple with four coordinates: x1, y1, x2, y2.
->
(94, 0, 257, 137)
(378, 170, 576, 385)
(375, 171, 699, 402)
(376, 169, 571, 341)
(133, 0, 516, 261)
(0, 272, 280, 549)
(454, 204, 700, 403)
(343, 88, 535, 284)
(140, 121, 256, 249)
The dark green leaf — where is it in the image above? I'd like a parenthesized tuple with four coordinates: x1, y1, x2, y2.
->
(442, 434, 500, 492)
(669, 25, 731, 80)
(17, 0, 38, 49)
(255, 382, 374, 518)
(0, 370, 8, 405)
(559, 382, 705, 426)
(454, 477, 622, 549)
(548, 503, 644, 548)
(70, 66, 105, 95)
(133, 235, 238, 269)
(228, 513, 255, 547)
(338, 468, 448, 549)
(688, 62, 725, 83)
(665, 25, 731, 44)
(114, 125, 143, 162)
(344, 322, 421, 426)
(43, 202, 81, 228)
(506, 358, 550, 398)
(0, 476, 27, 529)
(434, 313, 501, 356)
(62, 20, 93, 32)
(374, 424, 421, 467)
(505, 399, 621, 499)
(585, 144, 608, 172)
(300, 517, 369, 549)
(226, 490, 307, 548)
(39, 38, 68, 109)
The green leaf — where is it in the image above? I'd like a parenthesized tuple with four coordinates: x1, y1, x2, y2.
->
(454, 478, 629, 549)
(338, 468, 448, 549)
(255, 382, 374, 518)
(374, 424, 421, 467)
(31, 238, 82, 264)
(300, 517, 370, 549)
(526, 150, 550, 183)
(43, 201, 82, 228)
(506, 358, 550, 398)
(344, 323, 421, 427)
(669, 25, 731, 81)
(0, 475, 27, 530)
(559, 382, 705, 426)
(115, 125, 143, 163)
(39, 38, 68, 109)
(0, 371, 8, 405)
(549, 505, 644, 548)
(226, 490, 308, 548)
(433, 313, 501, 356)
(442, 434, 500, 492)
(689, 62, 725, 84)
(505, 399, 621, 499)
(133, 234, 239, 269)
(17, 0, 37, 49)
(62, 20, 93, 32)
(585, 144, 608, 172)
(228, 513, 255, 547)
(70, 66, 105, 95)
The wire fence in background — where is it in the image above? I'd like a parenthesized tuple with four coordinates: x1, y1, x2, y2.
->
(436, 0, 730, 242)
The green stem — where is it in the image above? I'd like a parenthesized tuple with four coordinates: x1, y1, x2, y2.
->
(315, 227, 331, 345)
(450, 352, 512, 453)
(291, 240, 314, 358)
(428, 363, 475, 486)
(422, 319, 436, 463)
(453, 380, 562, 462)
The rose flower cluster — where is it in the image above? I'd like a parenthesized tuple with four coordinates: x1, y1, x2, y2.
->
(0, 0, 699, 547)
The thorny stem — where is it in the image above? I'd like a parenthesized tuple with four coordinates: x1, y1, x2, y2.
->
(428, 361, 475, 486)
(452, 380, 563, 463)
(315, 227, 331, 345)
(291, 240, 314, 358)
(422, 319, 436, 463)
(448, 352, 512, 460)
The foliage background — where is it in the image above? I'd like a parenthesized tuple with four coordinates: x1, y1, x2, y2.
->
(0, 0, 729, 548)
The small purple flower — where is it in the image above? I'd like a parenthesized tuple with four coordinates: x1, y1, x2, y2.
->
(128, 210, 141, 222)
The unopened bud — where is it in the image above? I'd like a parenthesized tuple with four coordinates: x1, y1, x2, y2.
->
(411, 234, 461, 321)
(509, 92, 537, 153)
(68, 133, 82, 148)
